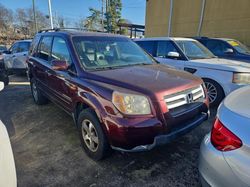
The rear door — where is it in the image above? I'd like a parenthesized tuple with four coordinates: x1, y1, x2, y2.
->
(12, 42, 31, 70)
(155, 41, 185, 70)
(32, 36, 53, 93)
(4, 43, 18, 70)
(47, 36, 75, 111)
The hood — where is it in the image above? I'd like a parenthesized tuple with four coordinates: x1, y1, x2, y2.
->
(87, 64, 202, 100)
(224, 86, 250, 119)
(190, 58, 250, 72)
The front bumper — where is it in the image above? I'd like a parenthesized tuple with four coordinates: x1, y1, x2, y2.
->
(111, 111, 209, 152)
(199, 134, 241, 187)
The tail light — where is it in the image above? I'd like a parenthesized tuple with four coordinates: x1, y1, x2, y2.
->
(211, 118, 242, 151)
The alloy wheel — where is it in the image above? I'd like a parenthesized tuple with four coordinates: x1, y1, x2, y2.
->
(81, 119, 99, 152)
(205, 82, 218, 104)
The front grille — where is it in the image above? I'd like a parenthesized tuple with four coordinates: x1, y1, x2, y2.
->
(164, 85, 205, 110)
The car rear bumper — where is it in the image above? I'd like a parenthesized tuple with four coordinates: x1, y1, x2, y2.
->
(199, 134, 242, 187)
(111, 111, 209, 152)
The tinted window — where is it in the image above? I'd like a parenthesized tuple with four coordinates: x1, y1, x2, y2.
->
(17, 42, 31, 53)
(37, 36, 53, 61)
(205, 40, 229, 56)
(227, 40, 250, 55)
(156, 41, 177, 57)
(51, 37, 71, 65)
(30, 36, 41, 55)
(136, 41, 155, 55)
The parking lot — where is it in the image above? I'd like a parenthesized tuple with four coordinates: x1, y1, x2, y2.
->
(0, 75, 216, 187)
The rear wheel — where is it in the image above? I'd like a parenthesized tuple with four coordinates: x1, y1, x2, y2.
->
(30, 78, 48, 105)
(203, 78, 225, 107)
(77, 108, 110, 160)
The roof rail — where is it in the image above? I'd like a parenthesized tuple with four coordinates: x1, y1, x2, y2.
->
(38, 27, 106, 33)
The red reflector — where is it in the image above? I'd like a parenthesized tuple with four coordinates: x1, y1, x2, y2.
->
(211, 118, 242, 152)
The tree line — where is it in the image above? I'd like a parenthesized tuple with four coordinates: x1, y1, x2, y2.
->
(0, 0, 128, 45)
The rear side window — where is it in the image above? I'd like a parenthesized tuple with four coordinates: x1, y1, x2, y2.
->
(156, 41, 177, 57)
(37, 36, 53, 61)
(51, 37, 71, 65)
(136, 41, 155, 55)
(30, 35, 41, 55)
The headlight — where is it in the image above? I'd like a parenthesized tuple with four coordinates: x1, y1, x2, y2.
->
(233, 73, 250, 84)
(112, 91, 151, 115)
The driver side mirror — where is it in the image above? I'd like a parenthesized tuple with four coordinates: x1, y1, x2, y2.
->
(224, 48, 234, 54)
(0, 82, 4, 91)
(51, 60, 69, 71)
(167, 52, 180, 59)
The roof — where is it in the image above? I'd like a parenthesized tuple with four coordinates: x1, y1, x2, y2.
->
(38, 29, 127, 38)
(134, 37, 196, 42)
(15, 39, 32, 43)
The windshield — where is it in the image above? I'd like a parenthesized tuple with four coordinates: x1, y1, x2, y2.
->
(72, 36, 154, 70)
(227, 40, 250, 55)
(176, 40, 215, 60)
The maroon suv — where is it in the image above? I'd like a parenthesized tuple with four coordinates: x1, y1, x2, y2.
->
(27, 29, 209, 160)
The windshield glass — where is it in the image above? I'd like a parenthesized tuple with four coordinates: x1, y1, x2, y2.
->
(73, 36, 154, 70)
(227, 40, 250, 55)
(176, 40, 215, 60)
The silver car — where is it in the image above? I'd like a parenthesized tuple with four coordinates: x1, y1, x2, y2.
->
(199, 86, 250, 186)
(3, 40, 31, 75)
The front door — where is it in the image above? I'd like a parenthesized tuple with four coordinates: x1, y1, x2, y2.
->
(155, 41, 185, 70)
(47, 36, 75, 112)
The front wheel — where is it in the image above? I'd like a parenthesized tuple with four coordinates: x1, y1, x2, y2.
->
(78, 108, 110, 160)
(203, 78, 225, 107)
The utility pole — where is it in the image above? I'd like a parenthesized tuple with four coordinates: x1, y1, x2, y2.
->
(48, 0, 53, 29)
(101, 0, 105, 31)
(167, 0, 173, 37)
(32, 0, 38, 33)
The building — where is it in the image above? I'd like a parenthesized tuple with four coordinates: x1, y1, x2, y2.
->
(145, 0, 250, 46)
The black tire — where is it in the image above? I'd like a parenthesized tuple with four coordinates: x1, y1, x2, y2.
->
(30, 78, 48, 105)
(0, 71, 9, 86)
(203, 78, 225, 107)
(77, 108, 110, 160)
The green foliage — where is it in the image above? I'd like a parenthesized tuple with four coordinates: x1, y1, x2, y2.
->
(84, 8, 102, 31)
(106, 0, 122, 33)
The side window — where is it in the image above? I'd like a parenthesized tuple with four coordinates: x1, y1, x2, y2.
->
(30, 35, 41, 55)
(156, 41, 177, 57)
(205, 40, 229, 56)
(136, 41, 155, 55)
(37, 36, 53, 61)
(10, 43, 18, 54)
(51, 37, 71, 65)
(17, 42, 30, 53)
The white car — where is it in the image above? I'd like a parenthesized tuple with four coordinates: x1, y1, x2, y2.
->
(135, 38, 250, 106)
(0, 82, 17, 187)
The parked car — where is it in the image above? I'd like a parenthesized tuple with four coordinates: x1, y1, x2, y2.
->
(199, 86, 250, 187)
(135, 38, 250, 106)
(0, 82, 17, 187)
(194, 37, 250, 63)
(0, 45, 7, 54)
(3, 40, 31, 75)
(27, 29, 209, 160)
(0, 56, 9, 86)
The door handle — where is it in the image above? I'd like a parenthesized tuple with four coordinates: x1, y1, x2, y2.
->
(184, 67, 197, 74)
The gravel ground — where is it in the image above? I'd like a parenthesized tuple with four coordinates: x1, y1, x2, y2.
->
(0, 75, 217, 187)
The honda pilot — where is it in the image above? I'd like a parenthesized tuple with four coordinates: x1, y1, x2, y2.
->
(27, 29, 209, 160)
